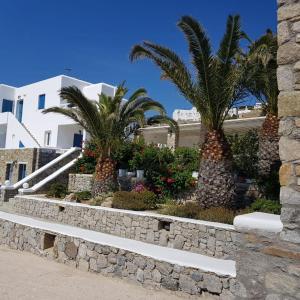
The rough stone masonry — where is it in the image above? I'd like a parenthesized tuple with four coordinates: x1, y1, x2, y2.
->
(10, 195, 237, 259)
(0, 219, 236, 299)
(233, 1, 300, 299)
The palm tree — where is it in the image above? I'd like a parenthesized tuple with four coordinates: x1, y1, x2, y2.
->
(43, 83, 177, 196)
(130, 15, 248, 208)
(246, 30, 279, 177)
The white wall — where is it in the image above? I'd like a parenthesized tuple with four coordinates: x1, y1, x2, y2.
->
(0, 75, 117, 149)
(57, 124, 83, 149)
(0, 85, 15, 113)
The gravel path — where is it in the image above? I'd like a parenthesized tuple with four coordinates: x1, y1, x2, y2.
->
(0, 246, 211, 300)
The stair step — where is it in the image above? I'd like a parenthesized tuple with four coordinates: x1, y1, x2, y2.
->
(0, 210, 235, 277)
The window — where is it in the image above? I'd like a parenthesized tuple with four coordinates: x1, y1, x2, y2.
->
(2, 99, 13, 112)
(44, 131, 51, 146)
(19, 141, 25, 148)
(18, 164, 26, 181)
(38, 94, 46, 109)
(5, 163, 12, 181)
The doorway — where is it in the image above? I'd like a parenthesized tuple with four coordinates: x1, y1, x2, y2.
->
(16, 100, 23, 122)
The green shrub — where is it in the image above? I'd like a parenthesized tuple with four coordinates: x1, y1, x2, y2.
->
(74, 191, 91, 202)
(250, 198, 281, 214)
(46, 183, 67, 198)
(112, 191, 157, 211)
(257, 170, 280, 201)
(173, 147, 200, 172)
(113, 140, 145, 169)
(227, 130, 259, 178)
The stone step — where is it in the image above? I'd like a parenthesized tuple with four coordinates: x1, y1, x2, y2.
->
(0, 210, 236, 298)
(9, 195, 237, 259)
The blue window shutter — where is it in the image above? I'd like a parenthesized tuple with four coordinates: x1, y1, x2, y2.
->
(2, 99, 13, 112)
(19, 141, 25, 148)
(38, 94, 45, 109)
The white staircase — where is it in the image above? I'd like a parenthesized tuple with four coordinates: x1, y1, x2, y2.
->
(0, 112, 40, 148)
(1, 147, 81, 200)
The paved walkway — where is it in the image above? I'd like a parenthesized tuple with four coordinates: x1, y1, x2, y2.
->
(0, 246, 208, 300)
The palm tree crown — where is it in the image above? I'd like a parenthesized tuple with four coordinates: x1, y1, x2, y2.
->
(43, 83, 177, 158)
(130, 15, 248, 131)
(246, 29, 278, 115)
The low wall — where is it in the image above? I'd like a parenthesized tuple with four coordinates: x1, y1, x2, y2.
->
(68, 173, 93, 192)
(0, 218, 236, 298)
(11, 195, 237, 258)
(234, 213, 300, 299)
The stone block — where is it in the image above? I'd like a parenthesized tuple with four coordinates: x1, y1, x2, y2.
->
(64, 242, 78, 259)
(280, 186, 300, 205)
(179, 274, 198, 294)
(265, 272, 299, 296)
(280, 228, 300, 244)
(294, 21, 300, 33)
(161, 276, 178, 291)
(279, 163, 293, 185)
(278, 92, 300, 117)
(278, 3, 300, 21)
(277, 65, 294, 90)
(78, 259, 89, 271)
(278, 21, 290, 45)
(136, 268, 144, 282)
(203, 274, 222, 294)
(152, 269, 162, 283)
(279, 136, 300, 161)
(97, 254, 108, 269)
(278, 42, 300, 65)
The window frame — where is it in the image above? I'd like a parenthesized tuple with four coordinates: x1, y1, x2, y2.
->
(38, 94, 46, 110)
(44, 130, 51, 147)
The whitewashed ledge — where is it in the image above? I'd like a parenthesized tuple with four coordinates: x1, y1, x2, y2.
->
(0, 210, 236, 277)
(16, 195, 234, 230)
(233, 212, 283, 233)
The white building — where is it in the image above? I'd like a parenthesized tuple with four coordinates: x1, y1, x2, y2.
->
(172, 107, 200, 122)
(0, 75, 116, 149)
(174, 103, 262, 122)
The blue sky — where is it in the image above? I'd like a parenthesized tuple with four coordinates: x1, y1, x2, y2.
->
(0, 0, 276, 115)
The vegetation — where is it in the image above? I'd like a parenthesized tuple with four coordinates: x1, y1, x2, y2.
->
(43, 83, 177, 196)
(74, 141, 98, 174)
(245, 30, 280, 177)
(112, 191, 157, 210)
(250, 198, 281, 215)
(130, 15, 249, 208)
(159, 201, 238, 224)
(74, 191, 92, 202)
(46, 183, 68, 199)
(227, 130, 259, 178)
(129, 145, 198, 197)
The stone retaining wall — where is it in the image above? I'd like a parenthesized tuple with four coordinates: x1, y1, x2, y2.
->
(68, 173, 93, 192)
(10, 196, 237, 259)
(235, 228, 300, 299)
(277, 0, 300, 244)
(0, 218, 236, 298)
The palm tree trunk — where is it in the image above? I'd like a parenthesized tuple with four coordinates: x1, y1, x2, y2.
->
(258, 113, 280, 177)
(92, 157, 117, 196)
(196, 130, 236, 208)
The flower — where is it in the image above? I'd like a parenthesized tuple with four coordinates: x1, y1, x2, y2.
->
(166, 178, 175, 184)
(133, 183, 147, 193)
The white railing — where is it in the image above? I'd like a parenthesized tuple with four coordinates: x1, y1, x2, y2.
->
(1, 147, 80, 191)
(19, 157, 79, 194)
